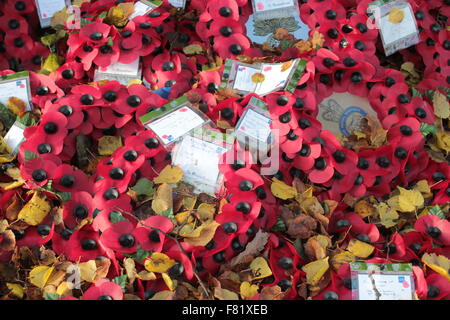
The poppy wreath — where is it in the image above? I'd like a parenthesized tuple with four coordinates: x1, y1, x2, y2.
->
(0, 0, 448, 301)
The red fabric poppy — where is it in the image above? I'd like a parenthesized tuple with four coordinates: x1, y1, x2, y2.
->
(387, 117, 423, 149)
(414, 214, 450, 246)
(100, 220, 138, 254)
(134, 216, 173, 252)
(82, 279, 123, 300)
(21, 157, 59, 187)
(66, 224, 112, 262)
(62, 191, 94, 229)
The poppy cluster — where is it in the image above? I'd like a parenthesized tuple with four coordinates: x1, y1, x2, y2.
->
(0, 0, 448, 300)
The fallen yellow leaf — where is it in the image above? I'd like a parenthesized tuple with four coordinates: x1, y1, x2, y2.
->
(376, 202, 399, 228)
(18, 192, 51, 226)
(144, 252, 176, 273)
(250, 257, 272, 280)
(29, 265, 55, 289)
(422, 253, 450, 281)
(197, 203, 216, 221)
(240, 281, 259, 300)
(436, 131, 450, 155)
(271, 178, 297, 200)
(355, 200, 376, 219)
(6, 283, 24, 299)
(154, 165, 183, 184)
(433, 91, 450, 119)
(214, 287, 239, 300)
(251, 72, 265, 83)
(302, 257, 329, 285)
(347, 239, 375, 258)
(182, 221, 220, 247)
(6, 97, 27, 116)
(162, 272, 177, 291)
(387, 187, 424, 212)
(151, 183, 173, 215)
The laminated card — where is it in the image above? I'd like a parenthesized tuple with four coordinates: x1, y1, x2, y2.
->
(369, 0, 419, 56)
(94, 58, 142, 86)
(35, 0, 70, 28)
(172, 128, 235, 195)
(0, 72, 33, 113)
(350, 262, 415, 300)
(221, 58, 307, 96)
(129, 0, 163, 20)
(235, 96, 272, 155)
(139, 96, 211, 148)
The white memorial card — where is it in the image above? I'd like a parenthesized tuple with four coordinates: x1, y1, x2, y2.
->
(223, 59, 306, 96)
(373, 0, 419, 56)
(172, 135, 228, 195)
(146, 107, 206, 145)
(35, 0, 69, 28)
(0, 72, 33, 112)
(94, 58, 142, 85)
(256, 62, 296, 96)
(3, 121, 26, 154)
(236, 109, 272, 142)
(350, 262, 415, 300)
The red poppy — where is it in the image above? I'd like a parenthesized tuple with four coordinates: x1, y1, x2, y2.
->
(100, 220, 138, 254)
(43, 98, 84, 129)
(414, 214, 450, 246)
(421, 273, 450, 300)
(15, 219, 54, 248)
(66, 224, 112, 262)
(134, 216, 173, 252)
(0, 13, 28, 35)
(387, 117, 423, 149)
(54, 61, 85, 89)
(21, 156, 59, 187)
(82, 279, 123, 300)
(63, 191, 95, 229)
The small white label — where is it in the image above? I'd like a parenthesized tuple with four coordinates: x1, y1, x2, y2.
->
(0, 77, 32, 112)
(236, 108, 272, 142)
(253, 0, 295, 12)
(146, 107, 206, 145)
(3, 122, 25, 154)
(172, 135, 227, 195)
(356, 273, 413, 300)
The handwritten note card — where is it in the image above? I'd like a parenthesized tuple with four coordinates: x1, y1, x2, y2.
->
(146, 107, 206, 145)
(233, 66, 260, 93)
(236, 108, 272, 142)
(356, 273, 413, 300)
(129, 1, 158, 20)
